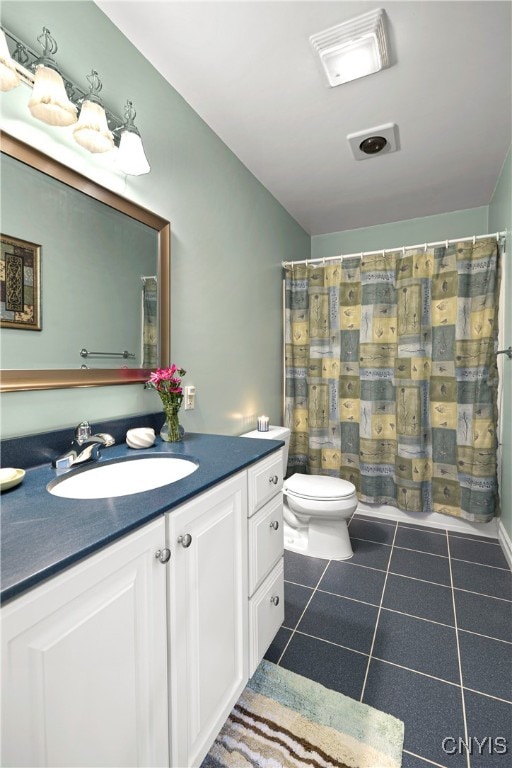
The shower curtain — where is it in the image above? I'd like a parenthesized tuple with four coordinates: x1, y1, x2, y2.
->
(284, 237, 502, 523)
(142, 276, 158, 369)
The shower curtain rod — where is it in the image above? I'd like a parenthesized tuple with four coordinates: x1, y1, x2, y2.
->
(282, 231, 507, 268)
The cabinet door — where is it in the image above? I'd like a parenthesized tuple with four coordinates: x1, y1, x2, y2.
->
(167, 472, 248, 768)
(1, 518, 169, 768)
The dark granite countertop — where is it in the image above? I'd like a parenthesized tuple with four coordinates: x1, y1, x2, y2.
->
(0, 432, 283, 604)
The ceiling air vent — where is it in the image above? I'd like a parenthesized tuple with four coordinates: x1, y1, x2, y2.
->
(347, 123, 400, 161)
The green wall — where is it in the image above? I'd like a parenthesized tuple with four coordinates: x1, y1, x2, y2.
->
(489, 147, 512, 540)
(311, 206, 490, 258)
(0, 1, 309, 438)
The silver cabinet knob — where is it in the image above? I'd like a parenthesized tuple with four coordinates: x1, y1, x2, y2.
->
(270, 595, 280, 606)
(155, 548, 171, 563)
(269, 520, 280, 530)
(178, 533, 193, 548)
(269, 475, 279, 485)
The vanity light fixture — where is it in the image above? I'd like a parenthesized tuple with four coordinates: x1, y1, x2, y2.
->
(116, 101, 150, 175)
(0, 28, 20, 91)
(27, 27, 77, 127)
(310, 8, 390, 87)
(0, 25, 150, 175)
(73, 70, 114, 153)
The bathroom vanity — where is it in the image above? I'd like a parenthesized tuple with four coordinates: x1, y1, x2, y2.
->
(0, 432, 285, 768)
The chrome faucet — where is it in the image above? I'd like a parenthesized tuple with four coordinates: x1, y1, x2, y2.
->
(52, 421, 115, 470)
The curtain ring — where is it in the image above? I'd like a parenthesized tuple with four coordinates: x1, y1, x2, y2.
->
(423, 243, 427, 253)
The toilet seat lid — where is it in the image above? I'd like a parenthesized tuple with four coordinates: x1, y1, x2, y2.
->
(284, 474, 356, 501)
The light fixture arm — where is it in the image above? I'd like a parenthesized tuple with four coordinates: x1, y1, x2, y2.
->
(37, 27, 58, 59)
(121, 100, 142, 136)
(1, 23, 150, 174)
(2, 24, 126, 135)
(83, 69, 104, 105)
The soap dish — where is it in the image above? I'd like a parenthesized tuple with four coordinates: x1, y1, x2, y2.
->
(126, 428, 156, 449)
(0, 467, 26, 492)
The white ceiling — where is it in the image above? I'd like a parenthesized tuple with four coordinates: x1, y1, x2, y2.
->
(96, 1, 512, 235)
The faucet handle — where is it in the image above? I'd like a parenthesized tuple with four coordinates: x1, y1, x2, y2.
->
(95, 433, 115, 447)
(75, 421, 92, 444)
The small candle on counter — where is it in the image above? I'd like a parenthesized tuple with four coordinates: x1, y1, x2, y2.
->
(257, 415, 270, 432)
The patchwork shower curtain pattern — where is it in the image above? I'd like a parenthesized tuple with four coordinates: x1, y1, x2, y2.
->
(284, 238, 501, 522)
(142, 276, 158, 369)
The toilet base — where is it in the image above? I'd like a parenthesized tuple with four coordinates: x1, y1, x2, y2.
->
(283, 519, 353, 560)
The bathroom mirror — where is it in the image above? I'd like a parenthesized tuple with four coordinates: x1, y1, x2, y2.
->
(0, 133, 170, 392)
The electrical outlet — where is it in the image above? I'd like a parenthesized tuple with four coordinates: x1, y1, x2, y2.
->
(184, 385, 196, 410)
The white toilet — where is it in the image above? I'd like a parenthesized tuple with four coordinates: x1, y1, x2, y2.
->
(241, 425, 358, 560)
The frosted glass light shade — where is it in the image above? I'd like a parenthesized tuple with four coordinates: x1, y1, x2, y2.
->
(117, 129, 150, 175)
(310, 9, 389, 87)
(73, 99, 114, 153)
(28, 65, 77, 126)
(0, 28, 20, 91)
(321, 36, 383, 85)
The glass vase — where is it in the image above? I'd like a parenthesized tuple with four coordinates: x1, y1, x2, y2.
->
(160, 404, 182, 442)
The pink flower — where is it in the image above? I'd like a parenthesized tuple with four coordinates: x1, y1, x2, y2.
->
(146, 365, 186, 405)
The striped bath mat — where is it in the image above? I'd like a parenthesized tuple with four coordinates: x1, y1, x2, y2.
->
(202, 660, 404, 768)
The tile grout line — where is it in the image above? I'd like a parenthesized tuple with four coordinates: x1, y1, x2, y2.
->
(352, 535, 510, 571)
(402, 748, 449, 768)
(282, 584, 512, 645)
(462, 686, 512, 706)
(446, 530, 471, 768)
(276, 559, 331, 666)
(279, 624, 512, 698)
(353, 511, 501, 549)
(359, 520, 398, 703)
(354, 513, 501, 545)
(331, 556, 511, 601)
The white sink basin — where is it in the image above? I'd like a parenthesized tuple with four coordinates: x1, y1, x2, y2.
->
(48, 456, 198, 499)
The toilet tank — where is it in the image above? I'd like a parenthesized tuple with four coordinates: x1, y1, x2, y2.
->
(240, 425, 290, 476)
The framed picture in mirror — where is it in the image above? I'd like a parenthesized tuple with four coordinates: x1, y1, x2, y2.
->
(1, 233, 41, 331)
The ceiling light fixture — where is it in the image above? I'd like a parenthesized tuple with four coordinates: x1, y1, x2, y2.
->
(0, 25, 150, 175)
(310, 8, 389, 87)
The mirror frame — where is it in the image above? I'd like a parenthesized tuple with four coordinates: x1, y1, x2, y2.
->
(0, 132, 170, 392)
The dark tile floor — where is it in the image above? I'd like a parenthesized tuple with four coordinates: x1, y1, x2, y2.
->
(264, 512, 512, 768)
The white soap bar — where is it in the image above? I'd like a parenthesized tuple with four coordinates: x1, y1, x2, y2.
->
(126, 428, 156, 449)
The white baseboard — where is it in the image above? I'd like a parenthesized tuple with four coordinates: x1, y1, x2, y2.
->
(498, 520, 512, 570)
(356, 502, 499, 539)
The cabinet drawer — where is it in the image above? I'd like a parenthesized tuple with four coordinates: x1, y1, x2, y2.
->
(248, 495, 283, 596)
(247, 451, 283, 517)
(248, 559, 284, 677)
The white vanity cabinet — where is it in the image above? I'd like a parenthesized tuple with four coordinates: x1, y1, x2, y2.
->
(166, 472, 248, 768)
(247, 450, 285, 676)
(1, 517, 169, 768)
(0, 448, 285, 768)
